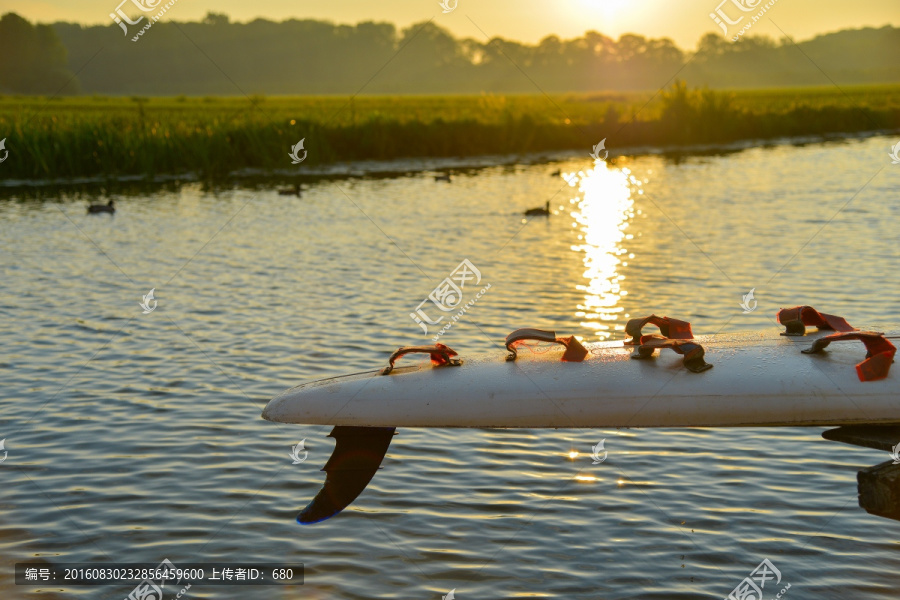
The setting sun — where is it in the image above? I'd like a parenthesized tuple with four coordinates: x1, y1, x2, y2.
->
(578, 0, 631, 21)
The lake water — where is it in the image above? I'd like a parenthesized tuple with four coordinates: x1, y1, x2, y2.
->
(2, 134, 899, 599)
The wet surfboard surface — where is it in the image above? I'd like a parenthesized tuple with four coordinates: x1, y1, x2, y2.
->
(263, 329, 900, 429)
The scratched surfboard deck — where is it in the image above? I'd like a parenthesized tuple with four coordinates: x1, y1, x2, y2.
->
(262, 329, 900, 429)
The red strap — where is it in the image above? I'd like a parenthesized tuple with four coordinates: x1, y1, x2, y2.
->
(382, 343, 460, 375)
(624, 315, 693, 345)
(505, 328, 587, 362)
(801, 331, 896, 382)
(556, 335, 588, 362)
(777, 306, 855, 336)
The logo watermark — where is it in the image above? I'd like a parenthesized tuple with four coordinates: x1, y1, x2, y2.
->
(590, 139, 608, 160)
(0, 439, 7, 464)
(890, 443, 900, 465)
(0, 138, 8, 163)
(124, 558, 191, 600)
(110, 0, 181, 42)
(591, 439, 608, 464)
(140, 288, 157, 314)
(740, 288, 757, 313)
(709, 0, 781, 41)
(438, 0, 458, 13)
(890, 141, 900, 164)
(410, 259, 490, 340)
(289, 139, 307, 164)
(725, 558, 790, 600)
(290, 440, 308, 464)
(442, 589, 456, 600)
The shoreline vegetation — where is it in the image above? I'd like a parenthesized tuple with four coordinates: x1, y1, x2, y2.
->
(1, 82, 899, 182)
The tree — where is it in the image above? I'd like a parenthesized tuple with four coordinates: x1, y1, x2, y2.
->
(202, 12, 230, 26)
(0, 13, 80, 94)
(696, 33, 729, 59)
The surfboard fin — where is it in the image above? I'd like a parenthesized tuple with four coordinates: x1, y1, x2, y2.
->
(821, 425, 900, 452)
(822, 426, 900, 523)
(297, 426, 396, 525)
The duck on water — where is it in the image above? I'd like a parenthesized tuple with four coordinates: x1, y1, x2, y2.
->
(523, 201, 550, 216)
(277, 184, 302, 196)
(87, 200, 115, 214)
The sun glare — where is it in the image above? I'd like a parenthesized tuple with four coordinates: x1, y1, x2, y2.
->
(578, 0, 631, 21)
(570, 164, 636, 339)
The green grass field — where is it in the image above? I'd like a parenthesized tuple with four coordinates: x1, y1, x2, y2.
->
(2, 84, 899, 180)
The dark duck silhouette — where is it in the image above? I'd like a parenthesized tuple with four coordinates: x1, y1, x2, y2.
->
(434, 173, 451, 182)
(277, 184, 302, 196)
(551, 169, 561, 176)
(524, 201, 550, 217)
(87, 200, 115, 214)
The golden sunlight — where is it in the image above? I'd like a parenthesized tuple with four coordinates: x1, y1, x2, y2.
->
(570, 164, 636, 339)
(576, 0, 631, 21)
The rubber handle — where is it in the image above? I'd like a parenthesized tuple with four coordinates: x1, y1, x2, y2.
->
(777, 306, 855, 336)
(382, 343, 460, 375)
(630, 338, 713, 373)
(505, 328, 588, 362)
(624, 315, 693, 345)
(801, 331, 896, 382)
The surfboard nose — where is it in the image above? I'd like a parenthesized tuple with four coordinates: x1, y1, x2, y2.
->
(263, 379, 337, 423)
(262, 389, 294, 422)
(262, 377, 360, 423)
(261, 399, 275, 421)
(262, 369, 383, 425)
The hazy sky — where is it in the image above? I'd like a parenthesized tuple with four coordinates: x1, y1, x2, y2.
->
(3, 0, 898, 48)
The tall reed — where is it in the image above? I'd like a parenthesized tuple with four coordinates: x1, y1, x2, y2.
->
(0, 84, 898, 180)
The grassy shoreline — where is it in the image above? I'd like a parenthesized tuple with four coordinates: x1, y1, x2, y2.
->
(1, 84, 899, 181)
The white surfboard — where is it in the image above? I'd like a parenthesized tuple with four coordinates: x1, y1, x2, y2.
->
(263, 328, 899, 429)
(262, 321, 899, 524)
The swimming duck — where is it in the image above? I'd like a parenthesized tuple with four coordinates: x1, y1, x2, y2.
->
(551, 169, 561, 177)
(87, 200, 115, 214)
(278, 184, 302, 196)
(434, 173, 451, 182)
(524, 201, 550, 217)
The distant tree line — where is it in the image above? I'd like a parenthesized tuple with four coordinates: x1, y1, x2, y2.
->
(0, 13, 80, 94)
(2, 11, 898, 96)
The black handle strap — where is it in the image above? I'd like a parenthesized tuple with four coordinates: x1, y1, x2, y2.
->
(630, 338, 713, 373)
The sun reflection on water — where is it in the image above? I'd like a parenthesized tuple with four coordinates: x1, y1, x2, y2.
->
(569, 162, 638, 339)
